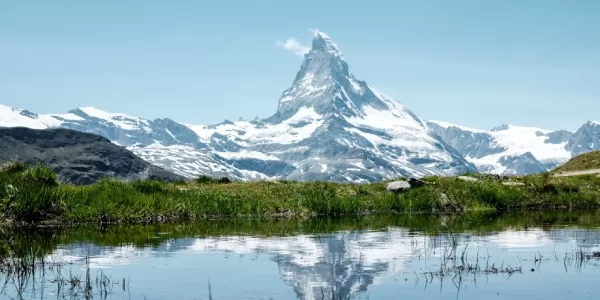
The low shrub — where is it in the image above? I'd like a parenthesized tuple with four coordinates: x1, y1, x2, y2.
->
(0, 164, 64, 222)
(195, 175, 232, 184)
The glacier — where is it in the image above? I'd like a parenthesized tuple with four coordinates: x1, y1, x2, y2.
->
(426, 120, 599, 175)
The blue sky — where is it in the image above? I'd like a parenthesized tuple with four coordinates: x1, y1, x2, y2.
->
(1, 0, 598, 131)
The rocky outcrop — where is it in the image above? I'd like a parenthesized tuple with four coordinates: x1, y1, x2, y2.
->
(386, 181, 411, 193)
(565, 121, 600, 156)
(0, 127, 185, 185)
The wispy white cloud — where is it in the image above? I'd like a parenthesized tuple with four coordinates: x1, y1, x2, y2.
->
(275, 38, 309, 56)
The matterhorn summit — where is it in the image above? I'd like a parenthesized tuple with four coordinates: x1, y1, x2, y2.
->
(256, 30, 477, 181)
(276, 30, 391, 120)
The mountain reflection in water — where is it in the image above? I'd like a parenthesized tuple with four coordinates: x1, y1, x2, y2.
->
(2, 212, 600, 299)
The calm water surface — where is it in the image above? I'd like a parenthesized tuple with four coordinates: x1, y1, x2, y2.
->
(2, 212, 600, 299)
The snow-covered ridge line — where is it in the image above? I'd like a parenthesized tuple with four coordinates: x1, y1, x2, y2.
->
(0, 104, 62, 129)
(426, 120, 487, 133)
(78, 106, 143, 121)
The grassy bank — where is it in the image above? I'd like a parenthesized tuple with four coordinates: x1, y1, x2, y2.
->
(1, 161, 600, 224)
(553, 150, 600, 173)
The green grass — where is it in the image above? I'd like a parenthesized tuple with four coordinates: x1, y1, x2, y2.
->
(553, 150, 600, 173)
(1, 162, 600, 225)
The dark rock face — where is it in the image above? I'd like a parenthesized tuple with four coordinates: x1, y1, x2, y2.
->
(426, 122, 505, 159)
(565, 122, 600, 156)
(0, 127, 184, 185)
(544, 130, 573, 144)
(497, 152, 547, 175)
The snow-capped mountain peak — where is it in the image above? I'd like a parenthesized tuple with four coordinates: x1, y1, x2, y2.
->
(277, 31, 408, 123)
(310, 30, 345, 60)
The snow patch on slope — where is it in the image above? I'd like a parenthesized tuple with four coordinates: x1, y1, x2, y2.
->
(428, 120, 573, 174)
(488, 125, 571, 161)
(188, 106, 323, 146)
(427, 120, 486, 133)
(346, 86, 440, 151)
(216, 150, 280, 161)
(78, 106, 152, 132)
(0, 104, 59, 129)
(79, 106, 138, 122)
(48, 113, 85, 121)
(129, 144, 236, 178)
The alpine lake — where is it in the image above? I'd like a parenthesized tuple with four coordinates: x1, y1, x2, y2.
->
(2, 211, 600, 299)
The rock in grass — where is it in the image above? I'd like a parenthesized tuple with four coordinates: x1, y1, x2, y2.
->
(386, 181, 411, 193)
(438, 193, 450, 206)
(408, 177, 428, 188)
(5, 184, 18, 200)
(457, 176, 479, 182)
(502, 182, 525, 186)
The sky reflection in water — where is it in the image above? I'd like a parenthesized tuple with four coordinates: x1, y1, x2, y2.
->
(2, 214, 600, 299)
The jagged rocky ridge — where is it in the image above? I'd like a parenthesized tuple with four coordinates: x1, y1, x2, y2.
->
(0, 32, 597, 179)
(0, 127, 184, 184)
(426, 120, 600, 175)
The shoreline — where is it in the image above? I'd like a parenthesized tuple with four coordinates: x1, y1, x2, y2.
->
(2, 164, 600, 227)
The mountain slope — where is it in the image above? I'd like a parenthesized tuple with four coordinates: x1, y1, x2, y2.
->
(565, 121, 600, 156)
(426, 120, 590, 175)
(0, 127, 184, 184)
(553, 150, 600, 173)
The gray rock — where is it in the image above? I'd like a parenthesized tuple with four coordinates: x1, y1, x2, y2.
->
(502, 182, 525, 186)
(438, 193, 450, 206)
(427, 121, 505, 159)
(565, 121, 600, 156)
(457, 176, 479, 182)
(386, 181, 411, 193)
(496, 152, 549, 175)
(5, 184, 18, 200)
(544, 130, 573, 144)
(0, 127, 185, 185)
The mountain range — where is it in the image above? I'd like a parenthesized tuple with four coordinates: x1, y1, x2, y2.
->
(1, 31, 598, 181)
